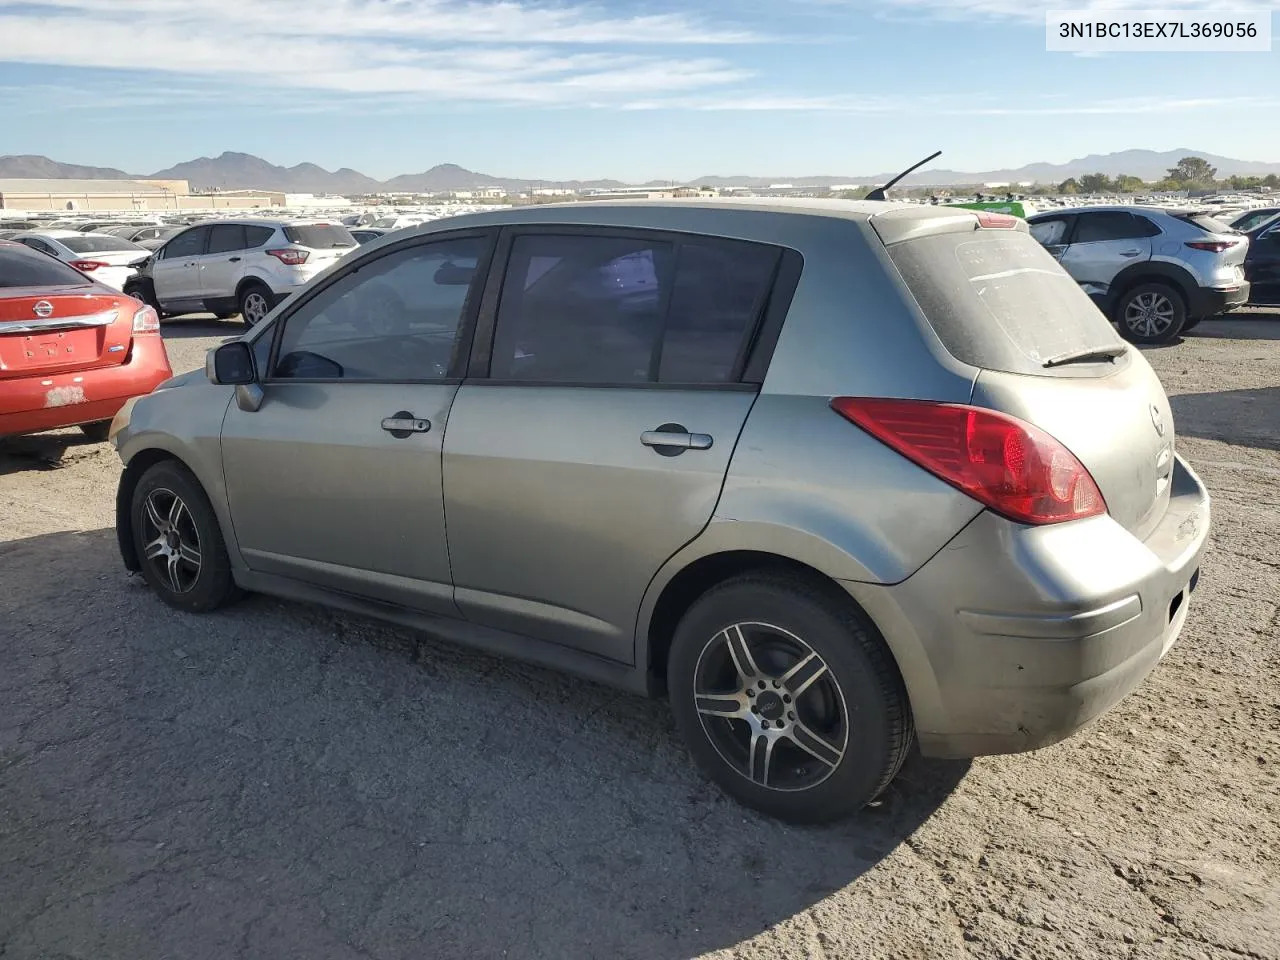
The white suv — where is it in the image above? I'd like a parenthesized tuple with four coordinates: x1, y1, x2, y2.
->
(125, 219, 357, 325)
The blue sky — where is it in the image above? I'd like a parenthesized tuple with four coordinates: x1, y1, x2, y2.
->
(0, 0, 1276, 181)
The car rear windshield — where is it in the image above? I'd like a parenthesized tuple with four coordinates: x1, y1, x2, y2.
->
(62, 236, 145, 253)
(886, 229, 1124, 375)
(0, 246, 93, 287)
(1176, 212, 1235, 234)
(283, 224, 356, 249)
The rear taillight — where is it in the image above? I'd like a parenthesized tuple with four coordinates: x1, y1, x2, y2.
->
(131, 304, 161, 334)
(267, 248, 310, 265)
(70, 259, 109, 272)
(830, 398, 1106, 525)
(1184, 240, 1240, 253)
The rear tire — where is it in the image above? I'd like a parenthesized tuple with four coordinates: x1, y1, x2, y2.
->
(130, 461, 239, 613)
(79, 421, 112, 443)
(667, 572, 914, 824)
(238, 283, 274, 327)
(1113, 282, 1187, 344)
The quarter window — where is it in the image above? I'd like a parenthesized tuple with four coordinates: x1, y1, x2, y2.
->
(245, 226, 276, 248)
(489, 232, 779, 385)
(271, 235, 487, 382)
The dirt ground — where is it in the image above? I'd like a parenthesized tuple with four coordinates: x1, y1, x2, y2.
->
(1, 312, 1277, 960)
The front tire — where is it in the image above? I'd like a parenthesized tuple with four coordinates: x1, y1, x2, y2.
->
(668, 573, 913, 824)
(238, 283, 274, 327)
(1114, 282, 1187, 344)
(130, 461, 239, 612)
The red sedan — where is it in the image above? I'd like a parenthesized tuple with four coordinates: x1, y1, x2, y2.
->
(1, 241, 172, 441)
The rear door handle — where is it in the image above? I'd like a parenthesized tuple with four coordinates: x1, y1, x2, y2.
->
(1119, 249, 1142, 258)
(641, 429, 713, 451)
(381, 412, 431, 437)
(228, 256, 241, 262)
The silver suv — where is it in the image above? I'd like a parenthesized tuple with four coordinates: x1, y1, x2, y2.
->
(1026, 206, 1249, 343)
(110, 200, 1210, 823)
(125, 219, 357, 325)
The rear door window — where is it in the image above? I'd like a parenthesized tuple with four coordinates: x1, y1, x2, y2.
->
(283, 224, 356, 249)
(488, 232, 780, 385)
(1071, 212, 1155, 243)
(887, 229, 1124, 376)
(207, 223, 248, 254)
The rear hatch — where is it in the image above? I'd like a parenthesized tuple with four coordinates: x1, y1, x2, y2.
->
(878, 216, 1176, 540)
(1172, 211, 1249, 285)
(0, 286, 134, 378)
(283, 223, 357, 270)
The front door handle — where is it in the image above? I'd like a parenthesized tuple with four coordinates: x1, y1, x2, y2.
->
(381, 411, 431, 438)
(1119, 249, 1142, 258)
(641, 426, 713, 454)
(228, 256, 241, 262)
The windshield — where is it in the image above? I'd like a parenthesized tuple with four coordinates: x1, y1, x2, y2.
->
(283, 224, 356, 249)
(61, 235, 147, 254)
(887, 228, 1124, 376)
(0, 246, 94, 287)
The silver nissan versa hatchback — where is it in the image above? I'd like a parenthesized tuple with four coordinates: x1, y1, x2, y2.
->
(110, 199, 1210, 824)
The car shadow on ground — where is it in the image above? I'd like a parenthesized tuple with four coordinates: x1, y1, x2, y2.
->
(1186, 310, 1280, 341)
(1170, 386, 1280, 453)
(0, 432, 105, 476)
(159, 314, 248, 340)
(1, 528, 970, 960)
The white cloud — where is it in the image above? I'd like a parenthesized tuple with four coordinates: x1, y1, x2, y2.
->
(815, 0, 1273, 24)
(0, 0, 757, 103)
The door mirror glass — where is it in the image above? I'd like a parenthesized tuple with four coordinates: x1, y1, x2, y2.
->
(209, 341, 255, 385)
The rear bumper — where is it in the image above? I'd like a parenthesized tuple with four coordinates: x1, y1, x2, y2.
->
(847, 454, 1211, 759)
(1189, 282, 1250, 318)
(0, 335, 172, 438)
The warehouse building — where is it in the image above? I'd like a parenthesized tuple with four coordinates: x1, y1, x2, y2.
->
(0, 178, 278, 212)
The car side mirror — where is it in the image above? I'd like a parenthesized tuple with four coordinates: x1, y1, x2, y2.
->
(209, 341, 255, 385)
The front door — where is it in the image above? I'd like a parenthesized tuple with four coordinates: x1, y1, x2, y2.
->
(443, 228, 785, 663)
(1058, 211, 1157, 304)
(1245, 223, 1280, 305)
(151, 225, 209, 310)
(220, 231, 495, 614)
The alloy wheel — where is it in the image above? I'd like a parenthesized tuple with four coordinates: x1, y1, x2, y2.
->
(140, 488, 202, 594)
(693, 622, 849, 792)
(242, 292, 269, 326)
(1124, 291, 1175, 338)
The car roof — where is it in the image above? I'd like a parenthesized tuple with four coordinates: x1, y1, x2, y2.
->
(12, 229, 82, 239)
(176, 218, 344, 228)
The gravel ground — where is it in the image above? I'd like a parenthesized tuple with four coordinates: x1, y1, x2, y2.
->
(1, 312, 1277, 960)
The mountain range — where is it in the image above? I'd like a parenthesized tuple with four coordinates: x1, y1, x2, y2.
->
(1, 149, 1277, 194)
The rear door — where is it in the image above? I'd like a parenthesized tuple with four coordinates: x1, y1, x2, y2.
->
(442, 227, 786, 663)
(151, 225, 210, 308)
(1058, 211, 1158, 303)
(0, 249, 133, 378)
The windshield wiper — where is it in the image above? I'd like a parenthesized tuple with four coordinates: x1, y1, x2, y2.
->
(1042, 345, 1127, 368)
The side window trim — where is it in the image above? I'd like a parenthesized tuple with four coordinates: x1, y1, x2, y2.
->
(466, 223, 794, 389)
(260, 226, 499, 385)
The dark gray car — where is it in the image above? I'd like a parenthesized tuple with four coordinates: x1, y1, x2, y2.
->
(110, 200, 1210, 823)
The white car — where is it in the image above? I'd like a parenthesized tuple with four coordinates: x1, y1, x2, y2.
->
(124, 218, 358, 325)
(11, 230, 151, 291)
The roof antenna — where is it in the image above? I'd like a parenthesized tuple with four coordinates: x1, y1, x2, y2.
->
(864, 150, 943, 202)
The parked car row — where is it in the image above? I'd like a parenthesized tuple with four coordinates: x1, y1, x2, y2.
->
(1026, 204, 1278, 343)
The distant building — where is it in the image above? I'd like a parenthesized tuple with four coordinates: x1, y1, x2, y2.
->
(0, 178, 276, 211)
(283, 193, 353, 208)
(532, 188, 576, 197)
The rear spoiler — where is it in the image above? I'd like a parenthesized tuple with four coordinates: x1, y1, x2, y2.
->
(869, 206, 1030, 246)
